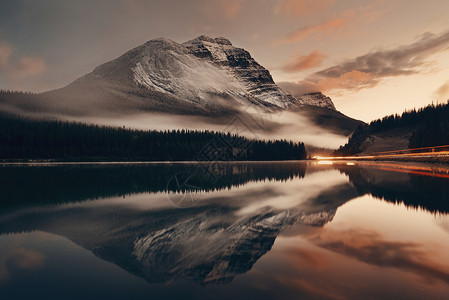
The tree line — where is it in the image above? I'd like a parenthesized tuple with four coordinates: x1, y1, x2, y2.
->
(0, 113, 306, 161)
(337, 101, 449, 154)
(0, 163, 307, 209)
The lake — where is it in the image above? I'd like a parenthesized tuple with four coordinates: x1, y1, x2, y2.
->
(1, 161, 449, 299)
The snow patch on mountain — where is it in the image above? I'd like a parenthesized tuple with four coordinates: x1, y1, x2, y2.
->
(128, 36, 299, 111)
(184, 36, 296, 109)
(131, 44, 249, 107)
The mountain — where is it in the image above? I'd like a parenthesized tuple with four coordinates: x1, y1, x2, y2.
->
(0, 198, 338, 286)
(42, 35, 338, 114)
(0, 163, 352, 286)
(0, 36, 363, 148)
(43, 36, 294, 115)
(1, 162, 447, 287)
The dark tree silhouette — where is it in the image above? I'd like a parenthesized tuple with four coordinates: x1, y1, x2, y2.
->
(0, 112, 306, 161)
(336, 101, 449, 154)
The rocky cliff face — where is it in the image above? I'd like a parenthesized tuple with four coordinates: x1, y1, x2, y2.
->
(131, 209, 298, 285)
(0, 199, 345, 286)
(44, 35, 336, 116)
(297, 92, 336, 110)
(183, 36, 297, 109)
(0, 203, 342, 286)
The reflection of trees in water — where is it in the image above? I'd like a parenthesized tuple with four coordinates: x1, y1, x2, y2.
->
(2, 163, 365, 286)
(0, 163, 320, 286)
(0, 163, 306, 209)
(1, 162, 448, 289)
(337, 165, 449, 214)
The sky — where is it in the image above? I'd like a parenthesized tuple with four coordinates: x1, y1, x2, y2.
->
(1, 0, 449, 122)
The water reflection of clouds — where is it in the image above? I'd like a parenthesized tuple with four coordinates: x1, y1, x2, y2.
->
(436, 216, 449, 235)
(269, 196, 449, 297)
(236, 170, 347, 215)
(2, 162, 449, 298)
(314, 228, 449, 285)
(0, 234, 45, 283)
(265, 245, 447, 297)
(21, 168, 347, 217)
(0, 165, 354, 288)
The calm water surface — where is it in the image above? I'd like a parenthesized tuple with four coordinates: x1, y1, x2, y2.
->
(1, 161, 449, 299)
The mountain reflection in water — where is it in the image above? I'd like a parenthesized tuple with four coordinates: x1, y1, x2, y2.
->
(0, 161, 449, 299)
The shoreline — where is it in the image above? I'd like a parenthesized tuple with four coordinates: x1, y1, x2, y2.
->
(329, 156, 449, 164)
(0, 160, 310, 166)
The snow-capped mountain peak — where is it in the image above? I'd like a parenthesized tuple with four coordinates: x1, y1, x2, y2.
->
(48, 35, 339, 116)
(90, 35, 318, 112)
(27, 35, 361, 147)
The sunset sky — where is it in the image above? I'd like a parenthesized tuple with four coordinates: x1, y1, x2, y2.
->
(1, 0, 449, 121)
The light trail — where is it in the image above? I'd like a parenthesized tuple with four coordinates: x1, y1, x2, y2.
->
(351, 161, 449, 174)
(313, 145, 449, 162)
(315, 150, 449, 161)
(372, 144, 449, 155)
(318, 160, 449, 179)
(354, 161, 449, 179)
(313, 144, 449, 178)
(377, 167, 449, 179)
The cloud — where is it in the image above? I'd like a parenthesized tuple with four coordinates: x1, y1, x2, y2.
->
(315, 228, 449, 285)
(15, 57, 46, 77)
(315, 70, 376, 92)
(282, 29, 449, 95)
(199, 0, 242, 20)
(276, 4, 384, 45)
(433, 80, 449, 99)
(317, 31, 449, 78)
(0, 42, 13, 67)
(278, 18, 347, 45)
(223, 0, 241, 19)
(275, 0, 335, 17)
(0, 246, 45, 283)
(283, 247, 328, 269)
(0, 41, 46, 87)
(281, 50, 327, 73)
(281, 73, 375, 97)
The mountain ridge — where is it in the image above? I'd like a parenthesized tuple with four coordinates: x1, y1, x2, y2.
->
(0, 35, 363, 148)
(48, 35, 336, 115)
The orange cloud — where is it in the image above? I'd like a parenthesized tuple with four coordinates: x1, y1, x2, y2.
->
(0, 41, 46, 84)
(282, 50, 327, 72)
(276, 3, 385, 45)
(199, 0, 242, 20)
(283, 247, 328, 269)
(277, 17, 347, 45)
(0, 246, 45, 283)
(314, 228, 449, 285)
(15, 57, 46, 77)
(276, 0, 335, 17)
(279, 71, 376, 96)
(280, 29, 449, 95)
(223, 0, 241, 20)
(314, 70, 376, 93)
(0, 42, 13, 67)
